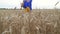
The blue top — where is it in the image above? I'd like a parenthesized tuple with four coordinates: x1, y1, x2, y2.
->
(23, 0, 32, 10)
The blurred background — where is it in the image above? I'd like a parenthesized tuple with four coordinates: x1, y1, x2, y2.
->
(0, 0, 60, 9)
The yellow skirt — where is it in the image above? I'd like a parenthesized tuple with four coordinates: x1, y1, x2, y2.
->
(24, 7, 30, 13)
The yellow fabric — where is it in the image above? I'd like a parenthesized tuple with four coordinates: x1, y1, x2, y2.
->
(24, 7, 30, 13)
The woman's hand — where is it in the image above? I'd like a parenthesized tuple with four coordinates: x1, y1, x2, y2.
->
(21, 3, 24, 7)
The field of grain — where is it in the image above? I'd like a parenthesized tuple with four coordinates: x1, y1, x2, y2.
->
(0, 9, 60, 34)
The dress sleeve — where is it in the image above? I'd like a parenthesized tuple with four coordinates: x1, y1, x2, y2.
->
(30, 0, 32, 2)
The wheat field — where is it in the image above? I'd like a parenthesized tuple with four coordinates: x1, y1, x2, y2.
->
(0, 9, 60, 34)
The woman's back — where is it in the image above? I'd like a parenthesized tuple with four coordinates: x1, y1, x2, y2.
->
(23, 0, 32, 10)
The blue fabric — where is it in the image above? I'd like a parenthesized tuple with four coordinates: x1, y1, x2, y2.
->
(23, 0, 32, 10)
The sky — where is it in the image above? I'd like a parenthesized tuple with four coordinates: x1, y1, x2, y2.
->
(0, 0, 60, 9)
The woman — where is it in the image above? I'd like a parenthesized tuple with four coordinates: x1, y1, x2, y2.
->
(21, 0, 32, 13)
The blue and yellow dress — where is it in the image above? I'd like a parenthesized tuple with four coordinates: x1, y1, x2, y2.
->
(23, 0, 32, 10)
